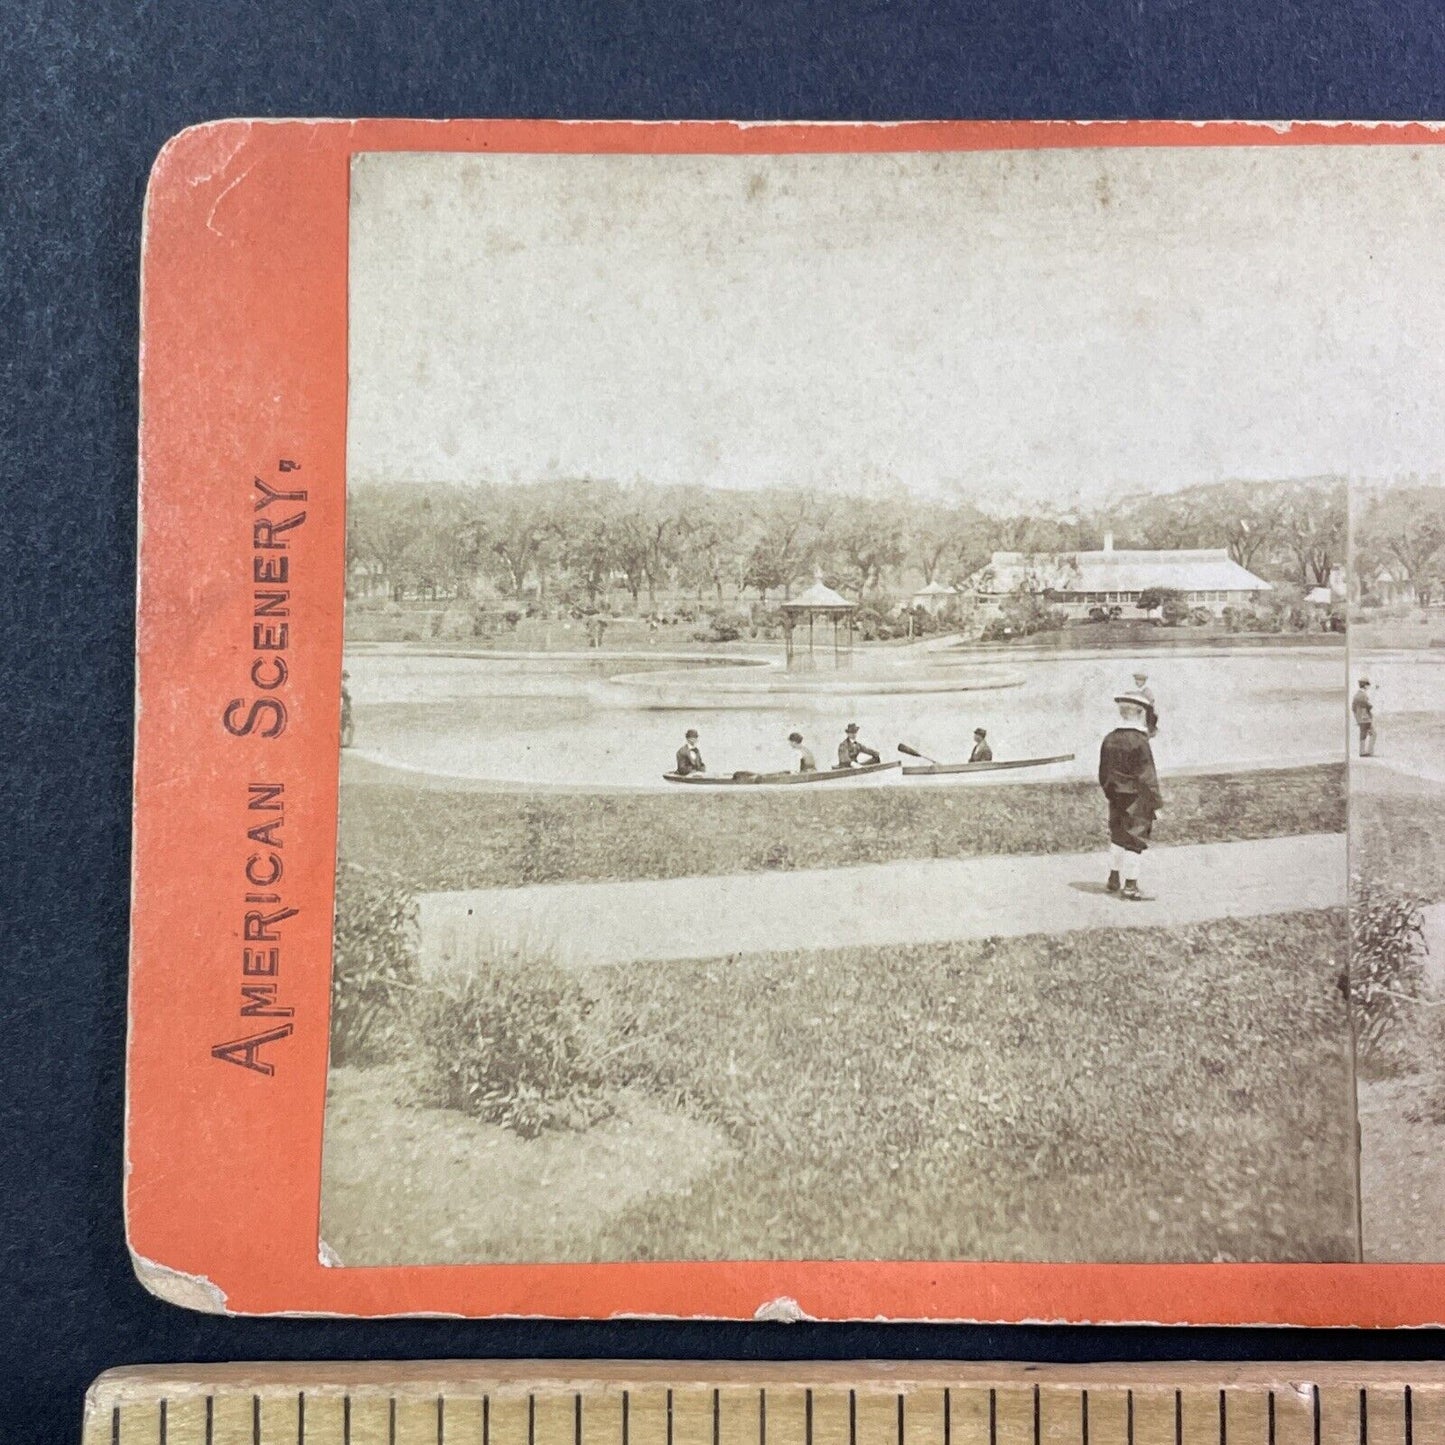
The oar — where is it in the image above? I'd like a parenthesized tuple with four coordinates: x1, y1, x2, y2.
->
(897, 742, 941, 765)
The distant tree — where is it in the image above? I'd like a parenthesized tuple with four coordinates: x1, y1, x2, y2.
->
(1356, 482, 1445, 602)
(459, 486, 557, 598)
(909, 504, 995, 587)
(1278, 478, 1346, 588)
(835, 502, 907, 595)
(745, 491, 831, 601)
(674, 494, 735, 603)
(558, 492, 616, 606)
(1136, 586, 1185, 618)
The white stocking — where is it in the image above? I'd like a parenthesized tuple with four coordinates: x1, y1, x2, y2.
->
(1122, 851, 1141, 885)
(1109, 843, 1126, 874)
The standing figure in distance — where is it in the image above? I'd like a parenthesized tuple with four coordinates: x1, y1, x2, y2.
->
(788, 731, 817, 773)
(340, 669, 355, 749)
(1098, 690, 1163, 901)
(969, 727, 993, 763)
(675, 728, 705, 777)
(1352, 677, 1376, 758)
(837, 722, 881, 768)
(1131, 669, 1159, 737)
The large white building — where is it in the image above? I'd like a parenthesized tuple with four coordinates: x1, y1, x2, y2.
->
(970, 533, 1273, 620)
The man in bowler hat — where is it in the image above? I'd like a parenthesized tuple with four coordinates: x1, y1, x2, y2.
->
(837, 722, 881, 768)
(675, 728, 705, 776)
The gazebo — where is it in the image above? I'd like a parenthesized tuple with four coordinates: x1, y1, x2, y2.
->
(909, 579, 959, 614)
(780, 576, 858, 670)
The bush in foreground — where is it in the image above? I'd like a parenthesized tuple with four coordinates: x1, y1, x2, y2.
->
(1349, 876, 1428, 1065)
(409, 940, 628, 1138)
(331, 863, 418, 1066)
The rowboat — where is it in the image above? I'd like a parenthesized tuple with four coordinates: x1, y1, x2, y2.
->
(901, 752, 1076, 776)
(663, 760, 901, 786)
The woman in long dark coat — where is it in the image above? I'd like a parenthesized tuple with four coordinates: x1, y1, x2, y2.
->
(1098, 691, 1163, 900)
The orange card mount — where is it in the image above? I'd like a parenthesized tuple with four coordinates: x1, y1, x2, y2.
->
(130, 117, 1445, 1319)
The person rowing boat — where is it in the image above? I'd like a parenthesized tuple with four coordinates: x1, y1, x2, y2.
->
(788, 731, 817, 773)
(968, 727, 992, 763)
(837, 722, 881, 768)
(674, 728, 705, 776)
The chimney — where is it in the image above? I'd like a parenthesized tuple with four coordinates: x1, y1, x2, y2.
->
(1103, 531, 1114, 552)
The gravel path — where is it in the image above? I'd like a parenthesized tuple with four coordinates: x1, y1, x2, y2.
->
(420, 833, 1345, 971)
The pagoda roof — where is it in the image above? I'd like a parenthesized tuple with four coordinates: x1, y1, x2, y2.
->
(782, 579, 856, 611)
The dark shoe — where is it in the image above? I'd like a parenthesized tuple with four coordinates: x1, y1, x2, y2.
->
(1106, 870, 1121, 893)
(1121, 882, 1144, 901)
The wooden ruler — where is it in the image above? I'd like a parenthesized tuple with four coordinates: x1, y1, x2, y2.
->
(83, 1363, 1445, 1445)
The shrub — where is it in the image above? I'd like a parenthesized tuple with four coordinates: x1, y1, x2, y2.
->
(694, 609, 748, 643)
(409, 940, 628, 1138)
(1160, 597, 1191, 626)
(1349, 877, 1428, 1062)
(331, 864, 418, 1065)
(992, 591, 1067, 639)
(854, 604, 904, 642)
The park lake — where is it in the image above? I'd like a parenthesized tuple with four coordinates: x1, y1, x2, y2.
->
(345, 639, 1347, 789)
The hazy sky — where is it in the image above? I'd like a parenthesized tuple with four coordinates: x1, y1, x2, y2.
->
(349, 145, 1445, 507)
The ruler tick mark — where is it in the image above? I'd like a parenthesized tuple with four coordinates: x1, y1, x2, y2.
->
(714, 1388, 720, 1445)
(943, 1389, 951, 1445)
(529, 1396, 535, 1445)
(623, 1392, 630, 1445)
(806, 1390, 813, 1445)
(343, 1397, 351, 1445)
(1405, 1387, 1413, 1445)
(440, 1395, 447, 1445)
(1267, 1392, 1275, 1445)
(484, 1397, 490, 1445)
(848, 1391, 856, 1445)
(391, 1398, 398, 1445)
(578, 1392, 585, 1445)
(1081, 1390, 1089, 1445)
(160, 1398, 168, 1445)
(1126, 1392, 1134, 1445)
(759, 1389, 765, 1445)
(667, 1390, 674, 1445)
(1034, 1385, 1041, 1445)
(254, 1395, 262, 1445)
(1312, 1387, 1321, 1445)
(988, 1389, 997, 1445)
(206, 1397, 215, 1445)
(1219, 1389, 1227, 1445)
(1358, 1388, 1367, 1445)
(297, 1393, 305, 1445)
(896, 1392, 904, 1445)
(1175, 1391, 1183, 1445)
(111, 1405, 120, 1445)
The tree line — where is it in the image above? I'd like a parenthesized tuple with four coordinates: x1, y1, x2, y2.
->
(347, 475, 1347, 609)
(1354, 480, 1445, 605)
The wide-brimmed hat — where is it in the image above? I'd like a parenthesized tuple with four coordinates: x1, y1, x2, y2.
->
(844, 722, 860, 734)
(685, 729, 699, 739)
(973, 727, 987, 737)
(1358, 678, 1371, 687)
(1114, 690, 1151, 709)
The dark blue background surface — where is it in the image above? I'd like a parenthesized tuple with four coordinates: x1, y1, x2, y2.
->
(5, 2, 1445, 1440)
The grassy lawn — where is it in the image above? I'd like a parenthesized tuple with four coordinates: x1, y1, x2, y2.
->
(324, 909, 1355, 1263)
(960, 624, 1344, 654)
(338, 762, 1344, 891)
(593, 908, 1355, 1262)
(1349, 616, 1445, 652)
(1352, 767, 1445, 900)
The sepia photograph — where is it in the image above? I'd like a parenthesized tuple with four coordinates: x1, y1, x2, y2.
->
(315, 144, 1445, 1267)
(1350, 475, 1445, 1261)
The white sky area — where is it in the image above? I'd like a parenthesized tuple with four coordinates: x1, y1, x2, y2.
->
(348, 145, 1445, 508)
